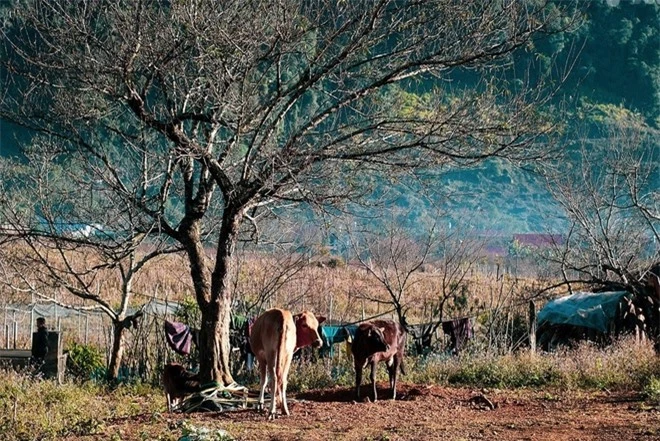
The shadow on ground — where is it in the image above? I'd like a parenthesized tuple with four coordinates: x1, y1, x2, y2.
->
(295, 384, 430, 403)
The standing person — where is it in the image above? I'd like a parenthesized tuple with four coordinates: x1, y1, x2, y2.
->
(31, 317, 50, 371)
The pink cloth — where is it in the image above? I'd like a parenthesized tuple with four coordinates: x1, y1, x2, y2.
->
(164, 320, 194, 355)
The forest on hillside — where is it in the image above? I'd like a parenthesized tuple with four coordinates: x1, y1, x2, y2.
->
(0, 1, 658, 235)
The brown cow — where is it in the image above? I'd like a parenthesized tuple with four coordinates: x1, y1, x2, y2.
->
(249, 308, 325, 419)
(162, 363, 202, 412)
(351, 319, 406, 401)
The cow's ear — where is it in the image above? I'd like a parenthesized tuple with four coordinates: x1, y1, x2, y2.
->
(317, 315, 327, 324)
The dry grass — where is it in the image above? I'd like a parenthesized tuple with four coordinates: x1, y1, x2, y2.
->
(283, 336, 660, 393)
(0, 369, 162, 441)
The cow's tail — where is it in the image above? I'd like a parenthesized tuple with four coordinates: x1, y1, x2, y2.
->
(276, 324, 288, 396)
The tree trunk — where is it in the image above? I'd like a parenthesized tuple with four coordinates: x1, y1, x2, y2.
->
(198, 296, 234, 386)
(192, 208, 242, 386)
(107, 320, 127, 382)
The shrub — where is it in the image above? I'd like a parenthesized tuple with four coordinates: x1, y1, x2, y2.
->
(403, 336, 660, 391)
(642, 376, 660, 405)
(66, 343, 106, 382)
(287, 359, 338, 392)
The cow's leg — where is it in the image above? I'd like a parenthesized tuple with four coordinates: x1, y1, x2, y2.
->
(166, 393, 172, 412)
(257, 359, 268, 411)
(280, 355, 293, 416)
(267, 361, 278, 419)
(388, 356, 399, 400)
(354, 358, 363, 399)
(370, 360, 378, 402)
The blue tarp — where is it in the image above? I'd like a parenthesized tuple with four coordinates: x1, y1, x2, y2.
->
(537, 291, 630, 333)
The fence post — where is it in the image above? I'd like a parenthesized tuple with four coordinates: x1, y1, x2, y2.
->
(12, 309, 18, 349)
(12, 310, 17, 349)
(30, 301, 35, 337)
(529, 300, 537, 354)
(3, 306, 7, 349)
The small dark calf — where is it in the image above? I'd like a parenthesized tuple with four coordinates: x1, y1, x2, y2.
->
(351, 319, 406, 401)
(162, 363, 201, 412)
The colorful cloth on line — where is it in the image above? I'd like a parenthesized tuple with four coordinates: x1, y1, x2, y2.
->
(441, 318, 473, 352)
(165, 320, 198, 355)
(319, 325, 358, 357)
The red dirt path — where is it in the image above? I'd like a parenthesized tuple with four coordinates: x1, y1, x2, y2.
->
(101, 384, 659, 440)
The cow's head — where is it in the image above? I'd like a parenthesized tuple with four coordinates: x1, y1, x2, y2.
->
(364, 325, 389, 354)
(294, 311, 326, 349)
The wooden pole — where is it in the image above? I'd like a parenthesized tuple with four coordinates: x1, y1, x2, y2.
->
(529, 300, 537, 354)
(3, 306, 7, 349)
(12, 310, 16, 349)
(30, 298, 35, 337)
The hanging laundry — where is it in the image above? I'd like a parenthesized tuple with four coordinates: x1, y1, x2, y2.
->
(164, 320, 198, 356)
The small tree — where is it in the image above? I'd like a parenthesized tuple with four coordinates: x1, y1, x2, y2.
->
(350, 214, 484, 353)
(0, 148, 181, 381)
(415, 226, 484, 353)
(350, 215, 438, 331)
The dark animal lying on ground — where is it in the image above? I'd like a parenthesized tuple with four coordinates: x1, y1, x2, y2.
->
(162, 363, 202, 412)
(351, 319, 406, 401)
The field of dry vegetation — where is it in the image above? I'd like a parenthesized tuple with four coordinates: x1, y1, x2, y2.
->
(2, 245, 550, 326)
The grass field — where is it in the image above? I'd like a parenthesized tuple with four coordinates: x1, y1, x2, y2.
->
(0, 337, 658, 441)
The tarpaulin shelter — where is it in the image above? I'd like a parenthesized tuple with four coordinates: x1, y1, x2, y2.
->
(537, 291, 631, 334)
(537, 291, 635, 350)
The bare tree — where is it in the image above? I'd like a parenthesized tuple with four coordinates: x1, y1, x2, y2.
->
(414, 226, 484, 353)
(0, 1, 576, 384)
(231, 226, 321, 316)
(350, 214, 438, 329)
(543, 114, 660, 342)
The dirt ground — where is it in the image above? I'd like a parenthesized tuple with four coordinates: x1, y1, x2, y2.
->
(101, 384, 659, 441)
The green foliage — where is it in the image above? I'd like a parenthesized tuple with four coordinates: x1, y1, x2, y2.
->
(66, 343, 106, 382)
(175, 296, 201, 327)
(642, 376, 660, 405)
(576, 101, 647, 127)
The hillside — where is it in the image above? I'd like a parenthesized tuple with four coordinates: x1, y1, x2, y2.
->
(0, 1, 657, 237)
